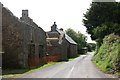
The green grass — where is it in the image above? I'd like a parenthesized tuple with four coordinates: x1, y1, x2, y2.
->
(69, 54, 80, 61)
(87, 51, 95, 54)
(115, 72, 120, 77)
(2, 62, 63, 78)
(2, 68, 30, 78)
(92, 34, 120, 77)
(69, 57, 77, 61)
(92, 43, 120, 73)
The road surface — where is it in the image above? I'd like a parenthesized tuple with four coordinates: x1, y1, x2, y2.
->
(20, 53, 116, 78)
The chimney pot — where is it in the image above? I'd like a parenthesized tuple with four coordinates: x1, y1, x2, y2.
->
(22, 10, 29, 17)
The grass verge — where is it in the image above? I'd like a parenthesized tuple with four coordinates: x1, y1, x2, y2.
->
(2, 62, 63, 78)
(69, 54, 80, 61)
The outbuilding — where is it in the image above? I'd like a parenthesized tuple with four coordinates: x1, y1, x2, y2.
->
(2, 6, 46, 68)
(46, 22, 78, 62)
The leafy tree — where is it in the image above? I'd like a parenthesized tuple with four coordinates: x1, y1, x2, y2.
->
(83, 2, 120, 41)
(86, 43, 96, 52)
(66, 28, 87, 54)
(65, 28, 78, 42)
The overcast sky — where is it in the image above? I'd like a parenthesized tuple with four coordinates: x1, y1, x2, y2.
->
(1, 0, 119, 43)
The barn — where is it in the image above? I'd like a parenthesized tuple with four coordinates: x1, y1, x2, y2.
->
(46, 22, 78, 62)
(2, 6, 46, 68)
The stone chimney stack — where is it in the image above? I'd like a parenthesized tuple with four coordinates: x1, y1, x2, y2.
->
(22, 10, 28, 17)
(51, 22, 57, 31)
(60, 28, 63, 31)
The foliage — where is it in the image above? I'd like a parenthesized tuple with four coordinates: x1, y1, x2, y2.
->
(83, 2, 120, 41)
(86, 43, 96, 52)
(83, 2, 120, 77)
(66, 28, 87, 53)
(93, 23, 120, 40)
(65, 28, 78, 42)
(92, 34, 120, 76)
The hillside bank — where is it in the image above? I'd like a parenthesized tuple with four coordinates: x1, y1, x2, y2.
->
(92, 34, 120, 77)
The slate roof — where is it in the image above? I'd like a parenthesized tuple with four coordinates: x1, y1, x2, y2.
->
(46, 22, 77, 45)
(65, 34, 77, 45)
(56, 29, 77, 45)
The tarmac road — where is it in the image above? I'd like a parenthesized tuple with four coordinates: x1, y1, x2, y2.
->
(20, 52, 117, 78)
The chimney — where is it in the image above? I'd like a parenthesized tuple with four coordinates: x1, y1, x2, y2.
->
(22, 10, 28, 17)
(51, 22, 57, 31)
(60, 28, 63, 31)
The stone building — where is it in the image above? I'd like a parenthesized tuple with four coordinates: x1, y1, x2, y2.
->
(46, 22, 78, 62)
(2, 6, 46, 68)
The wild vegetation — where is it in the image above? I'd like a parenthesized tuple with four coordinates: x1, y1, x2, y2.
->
(92, 34, 120, 75)
(86, 43, 96, 52)
(83, 2, 120, 77)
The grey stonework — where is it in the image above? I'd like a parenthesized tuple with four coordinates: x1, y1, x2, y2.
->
(1, 4, 77, 68)
(0, 3, 2, 71)
(46, 22, 78, 61)
(2, 6, 46, 68)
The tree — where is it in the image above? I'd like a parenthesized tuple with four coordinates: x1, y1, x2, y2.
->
(86, 43, 96, 52)
(65, 28, 78, 42)
(66, 28, 87, 54)
(83, 2, 120, 41)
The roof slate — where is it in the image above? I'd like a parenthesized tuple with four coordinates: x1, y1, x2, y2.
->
(56, 29, 77, 45)
(65, 34, 77, 45)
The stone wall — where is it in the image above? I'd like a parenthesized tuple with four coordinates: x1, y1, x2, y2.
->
(46, 22, 78, 61)
(0, 3, 2, 75)
(46, 31, 68, 61)
(69, 44, 78, 58)
(2, 6, 46, 68)
(47, 44, 68, 61)
(64, 39, 78, 58)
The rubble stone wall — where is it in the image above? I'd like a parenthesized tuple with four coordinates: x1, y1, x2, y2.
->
(2, 6, 46, 68)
